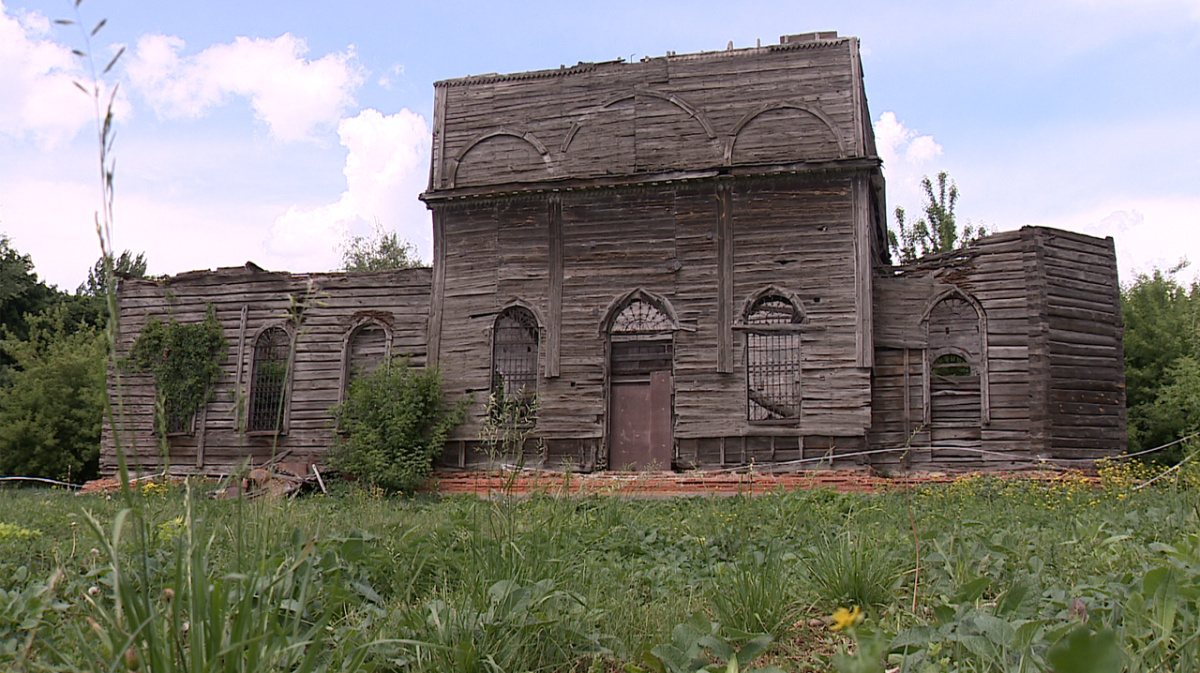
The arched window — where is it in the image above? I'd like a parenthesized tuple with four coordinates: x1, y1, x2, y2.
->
(492, 307, 539, 405)
(345, 321, 389, 392)
(925, 293, 986, 442)
(248, 326, 290, 433)
(745, 294, 802, 421)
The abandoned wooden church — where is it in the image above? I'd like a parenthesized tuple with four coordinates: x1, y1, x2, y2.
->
(102, 32, 1126, 476)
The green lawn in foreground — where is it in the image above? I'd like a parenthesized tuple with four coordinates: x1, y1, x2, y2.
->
(1, 472, 1197, 672)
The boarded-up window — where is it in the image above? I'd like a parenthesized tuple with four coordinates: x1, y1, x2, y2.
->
(346, 322, 388, 387)
(492, 307, 539, 403)
(927, 296, 983, 444)
(248, 327, 290, 433)
(746, 295, 802, 421)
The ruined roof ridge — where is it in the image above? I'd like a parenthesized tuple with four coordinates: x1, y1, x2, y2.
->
(435, 34, 851, 88)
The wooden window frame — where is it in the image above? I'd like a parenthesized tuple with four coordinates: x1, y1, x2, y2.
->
(338, 317, 393, 404)
(490, 305, 541, 411)
(741, 291, 804, 424)
(246, 324, 294, 436)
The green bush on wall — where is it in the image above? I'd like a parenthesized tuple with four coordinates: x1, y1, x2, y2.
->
(329, 357, 466, 495)
(128, 307, 226, 435)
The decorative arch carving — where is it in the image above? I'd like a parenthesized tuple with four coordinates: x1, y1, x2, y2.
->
(599, 288, 679, 335)
(447, 128, 552, 188)
(725, 102, 847, 164)
(738, 286, 807, 325)
(560, 89, 717, 153)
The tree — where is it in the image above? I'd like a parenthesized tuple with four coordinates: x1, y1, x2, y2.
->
(1121, 265, 1200, 460)
(340, 226, 421, 272)
(888, 172, 987, 264)
(0, 235, 59, 344)
(66, 250, 149, 328)
(78, 250, 148, 297)
(0, 307, 106, 482)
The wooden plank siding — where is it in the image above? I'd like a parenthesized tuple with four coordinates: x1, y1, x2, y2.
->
(870, 227, 1126, 470)
(101, 34, 1126, 478)
(101, 266, 432, 476)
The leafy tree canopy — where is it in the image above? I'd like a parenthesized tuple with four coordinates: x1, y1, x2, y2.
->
(78, 250, 148, 297)
(0, 235, 60, 344)
(888, 172, 988, 264)
(0, 306, 105, 482)
(340, 226, 422, 272)
(1122, 264, 1200, 460)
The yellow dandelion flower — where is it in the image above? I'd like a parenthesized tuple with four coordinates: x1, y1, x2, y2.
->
(830, 606, 862, 631)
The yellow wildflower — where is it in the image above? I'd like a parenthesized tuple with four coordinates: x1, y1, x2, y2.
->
(830, 606, 862, 631)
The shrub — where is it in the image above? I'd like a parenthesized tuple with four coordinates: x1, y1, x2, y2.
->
(127, 308, 226, 435)
(0, 308, 105, 483)
(329, 357, 466, 495)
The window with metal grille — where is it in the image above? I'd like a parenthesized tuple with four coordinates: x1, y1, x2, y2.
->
(248, 326, 290, 433)
(492, 307, 539, 404)
(745, 295, 802, 421)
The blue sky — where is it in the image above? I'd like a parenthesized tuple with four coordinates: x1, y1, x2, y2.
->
(2, 0, 1199, 290)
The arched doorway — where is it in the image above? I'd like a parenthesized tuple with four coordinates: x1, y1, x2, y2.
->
(926, 295, 985, 447)
(606, 293, 675, 470)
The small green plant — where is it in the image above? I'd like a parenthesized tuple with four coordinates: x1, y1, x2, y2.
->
(127, 307, 226, 435)
(393, 578, 608, 672)
(0, 524, 41, 541)
(329, 357, 466, 495)
(800, 530, 902, 609)
(480, 389, 540, 466)
(709, 551, 797, 641)
(630, 612, 785, 673)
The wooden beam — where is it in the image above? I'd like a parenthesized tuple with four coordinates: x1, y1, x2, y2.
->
(430, 85, 447, 190)
(716, 179, 734, 373)
(853, 173, 874, 367)
(546, 194, 562, 377)
(427, 208, 447, 367)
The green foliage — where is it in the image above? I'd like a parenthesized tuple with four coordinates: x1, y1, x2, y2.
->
(0, 235, 61, 352)
(0, 308, 105, 482)
(78, 249, 148, 297)
(329, 357, 466, 494)
(394, 578, 608, 672)
(480, 389, 541, 465)
(1122, 267, 1200, 459)
(709, 551, 797, 641)
(128, 308, 226, 435)
(631, 612, 784, 673)
(800, 530, 902, 609)
(888, 172, 989, 264)
(340, 225, 422, 272)
(77, 486, 373, 673)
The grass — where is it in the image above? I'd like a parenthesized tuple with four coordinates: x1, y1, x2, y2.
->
(1, 472, 1200, 671)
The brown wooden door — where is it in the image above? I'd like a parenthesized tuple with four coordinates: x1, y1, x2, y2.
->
(609, 339, 673, 471)
(609, 371, 673, 470)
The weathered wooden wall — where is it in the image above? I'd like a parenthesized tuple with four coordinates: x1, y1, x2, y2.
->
(1036, 228, 1126, 461)
(430, 169, 881, 471)
(430, 34, 872, 192)
(101, 266, 431, 476)
(870, 226, 1125, 470)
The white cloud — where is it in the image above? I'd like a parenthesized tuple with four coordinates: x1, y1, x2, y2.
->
(1045, 199, 1200, 284)
(264, 108, 431, 271)
(873, 111, 945, 217)
(126, 32, 363, 142)
(0, 3, 96, 147)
